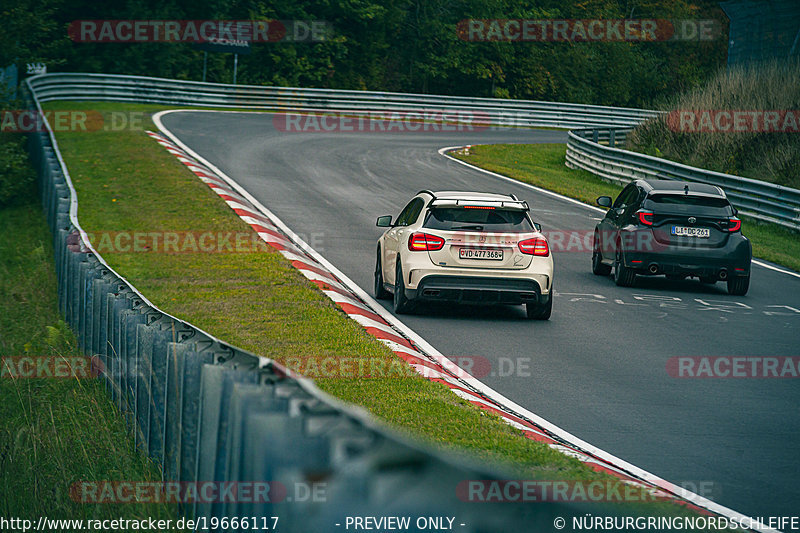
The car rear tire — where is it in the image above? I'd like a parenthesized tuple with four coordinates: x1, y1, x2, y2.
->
(526, 292, 552, 320)
(727, 273, 750, 296)
(592, 232, 612, 276)
(393, 263, 414, 314)
(374, 251, 391, 300)
(614, 247, 636, 287)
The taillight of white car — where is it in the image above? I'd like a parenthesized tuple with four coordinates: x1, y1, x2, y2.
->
(408, 232, 445, 251)
(518, 237, 549, 256)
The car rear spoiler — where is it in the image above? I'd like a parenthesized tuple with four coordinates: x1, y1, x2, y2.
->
(429, 199, 530, 211)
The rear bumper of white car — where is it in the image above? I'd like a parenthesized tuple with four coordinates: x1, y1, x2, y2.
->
(401, 251, 553, 304)
(406, 274, 551, 305)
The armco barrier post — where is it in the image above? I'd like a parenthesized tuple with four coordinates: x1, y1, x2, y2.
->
(179, 349, 214, 485)
(96, 283, 112, 388)
(148, 324, 175, 464)
(104, 291, 119, 394)
(97, 274, 121, 390)
(251, 413, 354, 530)
(77, 259, 94, 351)
(194, 364, 257, 523)
(56, 229, 69, 317)
(90, 274, 108, 356)
(163, 341, 190, 482)
(54, 200, 70, 239)
(67, 239, 86, 333)
(109, 289, 132, 403)
(80, 256, 102, 353)
(219, 381, 320, 521)
(238, 404, 341, 522)
(119, 308, 144, 422)
(244, 415, 314, 525)
(134, 322, 155, 452)
(217, 383, 272, 521)
(210, 368, 261, 487)
(62, 234, 75, 320)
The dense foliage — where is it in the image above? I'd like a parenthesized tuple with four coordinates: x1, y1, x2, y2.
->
(2, 0, 727, 107)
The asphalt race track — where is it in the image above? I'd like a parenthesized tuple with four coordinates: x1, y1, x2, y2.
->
(161, 110, 800, 520)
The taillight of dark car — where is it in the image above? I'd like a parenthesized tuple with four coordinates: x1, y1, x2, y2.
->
(518, 238, 549, 256)
(721, 217, 742, 232)
(408, 232, 445, 251)
(637, 210, 654, 226)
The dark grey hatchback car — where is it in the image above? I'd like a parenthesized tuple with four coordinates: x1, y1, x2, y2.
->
(592, 179, 752, 295)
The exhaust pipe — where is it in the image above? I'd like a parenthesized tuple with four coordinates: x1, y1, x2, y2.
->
(719, 269, 728, 280)
(648, 263, 659, 274)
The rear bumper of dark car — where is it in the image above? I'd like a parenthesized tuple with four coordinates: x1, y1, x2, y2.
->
(622, 232, 752, 278)
(406, 275, 546, 305)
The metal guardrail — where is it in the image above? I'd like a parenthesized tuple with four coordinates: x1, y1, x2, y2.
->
(27, 72, 659, 129)
(567, 128, 800, 230)
(22, 77, 619, 531)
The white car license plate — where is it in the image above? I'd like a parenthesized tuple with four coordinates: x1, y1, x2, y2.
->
(459, 248, 503, 260)
(671, 226, 710, 238)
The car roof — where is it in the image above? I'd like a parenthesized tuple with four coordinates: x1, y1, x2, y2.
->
(638, 179, 726, 197)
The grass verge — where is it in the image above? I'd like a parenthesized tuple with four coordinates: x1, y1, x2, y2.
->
(0, 134, 179, 523)
(39, 100, 701, 516)
(454, 143, 800, 274)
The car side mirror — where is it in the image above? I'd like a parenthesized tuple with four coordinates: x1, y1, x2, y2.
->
(534, 222, 542, 232)
(376, 215, 393, 227)
(597, 196, 613, 208)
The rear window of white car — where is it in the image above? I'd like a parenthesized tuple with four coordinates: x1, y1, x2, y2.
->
(423, 208, 534, 232)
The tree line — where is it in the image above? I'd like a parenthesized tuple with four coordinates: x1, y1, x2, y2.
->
(3, 0, 728, 108)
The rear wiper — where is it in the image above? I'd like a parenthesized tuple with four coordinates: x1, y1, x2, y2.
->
(451, 225, 484, 230)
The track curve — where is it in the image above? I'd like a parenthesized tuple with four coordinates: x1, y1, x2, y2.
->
(160, 110, 800, 520)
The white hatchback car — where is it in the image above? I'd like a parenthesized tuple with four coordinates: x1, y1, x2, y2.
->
(374, 190, 554, 319)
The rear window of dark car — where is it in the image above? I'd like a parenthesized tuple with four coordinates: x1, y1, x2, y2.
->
(644, 194, 733, 214)
(423, 208, 534, 232)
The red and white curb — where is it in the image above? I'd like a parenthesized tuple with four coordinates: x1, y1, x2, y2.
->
(146, 114, 773, 531)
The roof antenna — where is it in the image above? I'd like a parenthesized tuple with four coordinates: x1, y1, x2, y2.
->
(684, 184, 689, 195)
